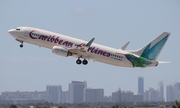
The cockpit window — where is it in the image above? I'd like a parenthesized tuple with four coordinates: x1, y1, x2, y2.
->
(16, 28, 20, 30)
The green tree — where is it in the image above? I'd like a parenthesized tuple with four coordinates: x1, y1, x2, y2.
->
(58, 106, 66, 108)
(112, 106, 115, 108)
(44, 106, 50, 108)
(36, 105, 41, 108)
(10, 104, 18, 108)
(172, 100, 180, 108)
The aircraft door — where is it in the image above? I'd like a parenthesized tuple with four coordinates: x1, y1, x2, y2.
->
(24, 29, 29, 37)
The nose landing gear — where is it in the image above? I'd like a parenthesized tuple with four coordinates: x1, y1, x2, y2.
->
(20, 43, 23, 48)
(16, 39, 23, 48)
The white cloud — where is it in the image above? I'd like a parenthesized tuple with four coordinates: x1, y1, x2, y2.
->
(73, 7, 87, 16)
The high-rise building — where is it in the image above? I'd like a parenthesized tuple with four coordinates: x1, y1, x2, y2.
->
(69, 81, 87, 103)
(103, 96, 112, 102)
(112, 88, 121, 103)
(133, 94, 143, 102)
(112, 89, 142, 103)
(166, 83, 180, 102)
(0, 91, 46, 100)
(158, 81, 164, 101)
(144, 88, 159, 102)
(46, 85, 62, 103)
(138, 77, 144, 95)
(84, 88, 104, 103)
(174, 83, 180, 101)
(166, 84, 174, 102)
(61, 90, 69, 103)
(121, 91, 134, 102)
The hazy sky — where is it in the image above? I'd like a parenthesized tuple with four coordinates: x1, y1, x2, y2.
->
(0, 0, 180, 96)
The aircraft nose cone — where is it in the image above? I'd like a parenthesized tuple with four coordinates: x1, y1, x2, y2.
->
(8, 29, 15, 35)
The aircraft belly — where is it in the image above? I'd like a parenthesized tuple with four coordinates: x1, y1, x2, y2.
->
(92, 54, 132, 67)
(16, 36, 28, 43)
(27, 39, 53, 49)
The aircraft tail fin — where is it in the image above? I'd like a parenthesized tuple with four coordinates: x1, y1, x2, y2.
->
(127, 32, 170, 60)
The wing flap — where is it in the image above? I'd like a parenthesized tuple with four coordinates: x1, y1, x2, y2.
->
(68, 38, 95, 58)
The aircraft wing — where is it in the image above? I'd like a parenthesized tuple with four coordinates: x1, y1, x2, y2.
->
(68, 38, 95, 59)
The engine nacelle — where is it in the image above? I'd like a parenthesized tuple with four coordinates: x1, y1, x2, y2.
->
(52, 46, 72, 57)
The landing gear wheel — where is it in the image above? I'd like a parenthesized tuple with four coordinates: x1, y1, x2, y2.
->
(76, 59, 81, 65)
(20, 44, 23, 48)
(82, 59, 88, 65)
(19, 41, 23, 48)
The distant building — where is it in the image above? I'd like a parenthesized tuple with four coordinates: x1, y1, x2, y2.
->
(166, 82, 180, 102)
(69, 81, 87, 103)
(158, 81, 164, 101)
(138, 77, 144, 95)
(121, 91, 134, 102)
(112, 88, 143, 103)
(0, 91, 46, 104)
(61, 90, 69, 103)
(133, 94, 143, 102)
(46, 85, 62, 103)
(166, 84, 174, 102)
(84, 88, 104, 103)
(103, 96, 112, 102)
(144, 88, 159, 102)
(112, 88, 121, 103)
(174, 83, 180, 101)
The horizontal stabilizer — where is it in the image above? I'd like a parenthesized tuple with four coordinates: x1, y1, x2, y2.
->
(158, 61, 171, 64)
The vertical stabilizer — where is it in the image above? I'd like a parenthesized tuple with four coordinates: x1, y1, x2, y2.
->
(128, 32, 170, 60)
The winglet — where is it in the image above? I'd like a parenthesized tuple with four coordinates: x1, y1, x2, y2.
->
(120, 41, 130, 50)
(86, 38, 95, 47)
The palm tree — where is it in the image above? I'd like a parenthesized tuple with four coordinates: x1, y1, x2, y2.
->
(172, 100, 180, 108)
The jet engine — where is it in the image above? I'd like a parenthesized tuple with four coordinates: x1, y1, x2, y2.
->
(52, 46, 72, 57)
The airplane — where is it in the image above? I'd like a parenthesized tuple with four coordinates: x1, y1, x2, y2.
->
(8, 27, 170, 68)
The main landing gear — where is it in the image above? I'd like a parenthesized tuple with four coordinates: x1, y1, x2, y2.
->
(76, 58, 88, 65)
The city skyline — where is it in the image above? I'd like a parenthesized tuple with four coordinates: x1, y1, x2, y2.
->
(0, 77, 178, 97)
(1, 79, 180, 103)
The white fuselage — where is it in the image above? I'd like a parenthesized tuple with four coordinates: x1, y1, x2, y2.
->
(8, 27, 133, 67)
